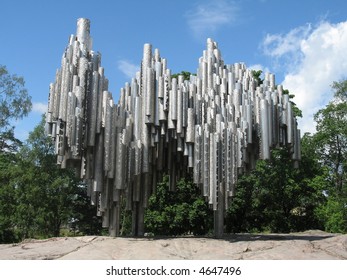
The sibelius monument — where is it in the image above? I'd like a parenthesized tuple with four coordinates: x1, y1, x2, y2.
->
(46, 18, 301, 237)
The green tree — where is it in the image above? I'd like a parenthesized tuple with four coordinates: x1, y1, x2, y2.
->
(251, 70, 263, 85)
(0, 65, 32, 152)
(0, 152, 18, 242)
(314, 102, 347, 193)
(71, 183, 103, 235)
(311, 80, 347, 233)
(19, 116, 102, 238)
(226, 145, 325, 233)
(171, 71, 195, 81)
(145, 175, 212, 236)
(331, 79, 347, 102)
(0, 115, 102, 243)
(0, 65, 31, 242)
(13, 117, 77, 238)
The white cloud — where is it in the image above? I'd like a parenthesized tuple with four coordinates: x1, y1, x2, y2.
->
(262, 24, 312, 72)
(118, 60, 140, 79)
(32, 102, 47, 114)
(186, 0, 239, 37)
(262, 21, 347, 134)
(263, 24, 312, 58)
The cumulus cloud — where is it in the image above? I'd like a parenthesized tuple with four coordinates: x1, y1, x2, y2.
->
(262, 21, 347, 133)
(32, 102, 47, 114)
(186, 0, 239, 37)
(263, 24, 312, 58)
(118, 60, 140, 79)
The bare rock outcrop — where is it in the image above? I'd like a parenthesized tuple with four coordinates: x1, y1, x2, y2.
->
(1, 230, 346, 260)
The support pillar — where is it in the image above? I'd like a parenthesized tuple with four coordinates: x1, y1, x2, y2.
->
(109, 202, 120, 237)
(132, 202, 145, 236)
(214, 182, 225, 238)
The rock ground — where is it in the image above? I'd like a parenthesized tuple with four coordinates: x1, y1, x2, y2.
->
(0, 230, 346, 260)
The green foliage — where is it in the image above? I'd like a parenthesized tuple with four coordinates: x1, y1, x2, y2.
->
(70, 184, 103, 235)
(251, 70, 263, 85)
(0, 117, 77, 240)
(226, 146, 325, 233)
(0, 66, 98, 242)
(119, 208, 132, 236)
(309, 81, 347, 233)
(0, 153, 18, 242)
(0, 116, 102, 243)
(315, 195, 347, 233)
(331, 78, 347, 102)
(145, 175, 212, 236)
(171, 71, 195, 81)
(0, 65, 32, 241)
(313, 101, 347, 193)
(0, 65, 32, 152)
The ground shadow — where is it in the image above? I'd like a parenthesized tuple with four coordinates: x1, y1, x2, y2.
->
(220, 232, 337, 243)
(117, 230, 338, 243)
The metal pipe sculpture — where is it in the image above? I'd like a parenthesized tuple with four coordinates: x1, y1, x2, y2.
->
(47, 18, 301, 237)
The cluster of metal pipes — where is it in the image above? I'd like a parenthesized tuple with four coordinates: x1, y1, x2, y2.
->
(46, 18, 301, 237)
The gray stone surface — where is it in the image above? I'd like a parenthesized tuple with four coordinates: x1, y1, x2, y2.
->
(1, 231, 346, 260)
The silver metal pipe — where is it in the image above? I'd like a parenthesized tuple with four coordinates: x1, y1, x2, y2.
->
(47, 19, 301, 238)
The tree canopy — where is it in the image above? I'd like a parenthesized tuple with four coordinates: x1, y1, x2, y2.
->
(171, 71, 195, 81)
(0, 65, 32, 152)
(310, 82, 347, 233)
(0, 116, 102, 243)
(145, 175, 212, 236)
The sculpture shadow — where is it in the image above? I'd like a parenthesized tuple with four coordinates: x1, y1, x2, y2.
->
(220, 232, 337, 243)
(121, 232, 337, 243)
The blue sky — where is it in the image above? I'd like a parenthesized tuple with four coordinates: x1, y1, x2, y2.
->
(1, 0, 347, 140)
